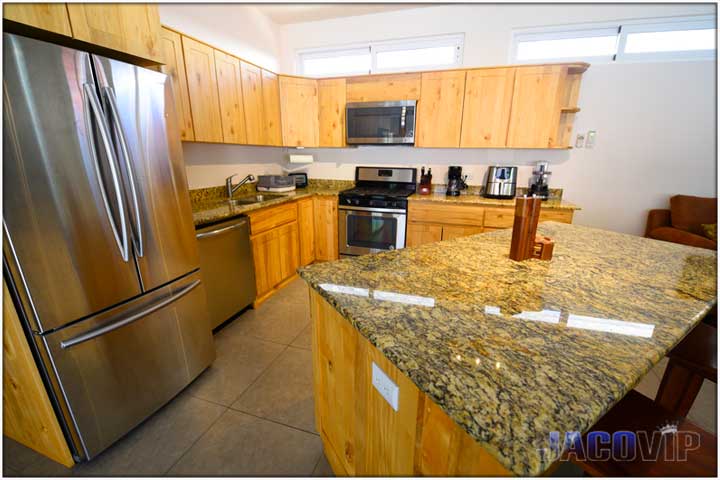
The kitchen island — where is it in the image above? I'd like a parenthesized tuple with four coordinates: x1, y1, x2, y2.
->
(298, 222, 716, 476)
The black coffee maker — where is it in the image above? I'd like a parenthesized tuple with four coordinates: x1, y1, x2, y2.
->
(446, 166, 467, 196)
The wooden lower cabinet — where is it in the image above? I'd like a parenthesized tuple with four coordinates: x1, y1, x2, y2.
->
(297, 198, 315, 266)
(406, 223, 443, 247)
(314, 197, 338, 262)
(277, 221, 300, 281)
(441, 225, 484, 241)
(310, 290, 511, 476)
(3, 282, 74, 468)
(407, 201, 575, 247)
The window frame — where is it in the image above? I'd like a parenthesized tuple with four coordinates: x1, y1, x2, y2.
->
(509, 15, 716, 64)
(297, 45, 372, 77)
(616, 17, 716, 63)
(296, 33, 465, 77)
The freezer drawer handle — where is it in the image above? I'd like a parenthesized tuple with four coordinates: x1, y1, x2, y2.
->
(196, 220, 247, 239)
(82, 83, 130, 262)
(102, 86, 143, 257)
(60, 279, 201, 349)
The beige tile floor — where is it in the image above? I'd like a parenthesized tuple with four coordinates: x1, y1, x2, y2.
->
(3, 278, 717, 476)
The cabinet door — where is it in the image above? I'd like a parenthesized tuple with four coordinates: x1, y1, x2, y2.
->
(182, 36, 223, 143)
(506, 65, 566, 148)
(460, 68, 515, 148)
(406, 223, 442, 247)
(279, 76, 319, 147)
(214, 50, 247, 144)
(314, 197, 338, 261)
(240, 61, 265, 145)
(298, 198, 315, 266)
(318, 78, 346, 147)
(159, 28, 194, 141)
(251, 229, 278, 297)
(261, 69, 283, 146)
(3, 3, 72, 36)
(346, 74, 421, 102)
(416, 71, 467, 148)
(441, 225, 484, 241)
(277, 222, 300, 282)
(66, 4, 162, 62)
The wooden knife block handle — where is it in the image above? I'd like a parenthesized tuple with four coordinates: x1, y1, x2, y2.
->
(509, 197, 553, 261)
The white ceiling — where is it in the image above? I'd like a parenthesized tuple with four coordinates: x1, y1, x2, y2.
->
(251, 3, 429, 25)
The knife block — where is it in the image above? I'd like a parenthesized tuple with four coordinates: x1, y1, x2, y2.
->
(509, 196, 554, 261)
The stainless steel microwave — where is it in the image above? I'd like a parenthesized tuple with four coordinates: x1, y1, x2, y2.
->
(346, 100, 416, 145)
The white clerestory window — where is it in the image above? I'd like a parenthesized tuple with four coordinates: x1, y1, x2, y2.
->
(511, 15, 716, 64)
(297, 33, 464, 77)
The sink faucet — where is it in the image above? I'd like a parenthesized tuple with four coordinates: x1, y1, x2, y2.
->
(226, 174, 256, 198)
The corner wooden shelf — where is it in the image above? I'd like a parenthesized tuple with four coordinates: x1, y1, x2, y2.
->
(561, 107, 581, 113)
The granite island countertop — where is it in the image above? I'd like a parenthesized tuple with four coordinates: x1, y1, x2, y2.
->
(298, 222, 716, 476)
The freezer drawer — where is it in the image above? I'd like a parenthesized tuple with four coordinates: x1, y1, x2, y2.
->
(196, 217, 257, 329)
(40, 271, 214, 460)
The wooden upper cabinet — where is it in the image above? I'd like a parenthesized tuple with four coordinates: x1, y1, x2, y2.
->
(66, 4, 162, 62)
(460, 68, 516, 148)
(240, 61, 265, 145)
(261, 70, 283, 146)
(3, 3, 72, 36)
(318, 78, 346, 147)
(346, 73, 421, 102)
(416, 70, 467, 148)
(159, 28, 194, 141)
(214, 50, 247, 144)
(506, 65, 567, 148)
(279, 76, 319, 147)
(182, 36, 223, 143)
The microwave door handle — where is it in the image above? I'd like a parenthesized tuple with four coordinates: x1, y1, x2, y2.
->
(102, 86, 143, 257)
(60, 280, 201, 349)
(400, 106, 407, 137)
(82, 83, 130, 262)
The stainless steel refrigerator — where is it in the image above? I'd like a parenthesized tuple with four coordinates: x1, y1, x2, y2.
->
(2, 33, 215, 461)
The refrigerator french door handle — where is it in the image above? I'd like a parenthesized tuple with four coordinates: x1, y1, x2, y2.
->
(82, 83, 130, 262)
(102, 86, 143, 257)
(60, 279, 201, 349)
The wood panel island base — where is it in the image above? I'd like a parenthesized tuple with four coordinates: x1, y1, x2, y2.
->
(309, 290, 511, 476)
(300, 223, 717, 476)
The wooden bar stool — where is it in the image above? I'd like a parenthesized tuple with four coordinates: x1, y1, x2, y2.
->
(571, 390, 717, 476)
(656, 322, 717, 416)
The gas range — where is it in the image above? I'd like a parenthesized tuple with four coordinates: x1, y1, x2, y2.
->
(338, 167, 417, 257)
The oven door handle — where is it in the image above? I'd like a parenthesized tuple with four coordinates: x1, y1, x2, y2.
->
(338, 205, 407, 215)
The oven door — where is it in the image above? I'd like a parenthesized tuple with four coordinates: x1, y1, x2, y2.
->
(346, 101, 416, 145)
(339, 207, 407, 256)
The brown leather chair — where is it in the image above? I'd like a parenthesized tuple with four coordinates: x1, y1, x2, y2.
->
(645, 195, 717, 250)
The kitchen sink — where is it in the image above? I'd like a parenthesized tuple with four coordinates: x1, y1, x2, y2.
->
(227, 193, 286, 206)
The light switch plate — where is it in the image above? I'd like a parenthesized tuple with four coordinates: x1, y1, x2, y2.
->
(371, 362, 399, 411)
(585, 130, 597, 148)
(575, 134, 585, 148)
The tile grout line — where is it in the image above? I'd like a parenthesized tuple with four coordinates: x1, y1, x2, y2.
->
(162, 402, 230, 476)
(226, 404, 320, 437)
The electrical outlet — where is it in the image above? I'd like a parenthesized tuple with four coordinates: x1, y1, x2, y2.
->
(585, 130, 597, 149)
(575, 134, 585, 148)
(371, 362, 399, 411)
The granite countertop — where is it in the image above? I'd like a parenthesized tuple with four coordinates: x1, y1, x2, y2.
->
(408, 192, 581, 210)
(190, 182, 348, 228)
(298, 222, 716, 476)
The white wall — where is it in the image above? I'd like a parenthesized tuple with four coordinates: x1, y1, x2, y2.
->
(159, 4, 282, 71)
(173, 3, 717, 236)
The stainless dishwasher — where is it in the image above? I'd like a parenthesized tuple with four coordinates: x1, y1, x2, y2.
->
(196, 217, 256, 330)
